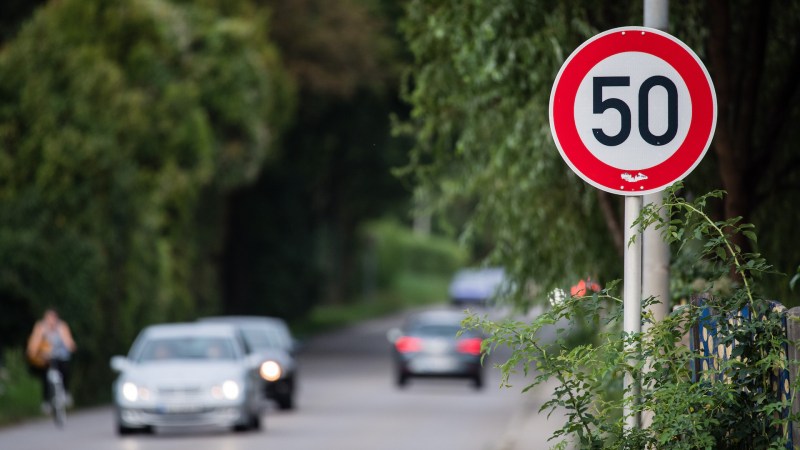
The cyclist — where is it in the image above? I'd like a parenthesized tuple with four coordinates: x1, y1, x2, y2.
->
(26, 308, 76, 413)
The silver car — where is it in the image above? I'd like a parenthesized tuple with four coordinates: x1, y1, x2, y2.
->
(110, 322, 264, 435)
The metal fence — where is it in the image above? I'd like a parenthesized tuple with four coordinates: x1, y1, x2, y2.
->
(688, 295, 795, 448)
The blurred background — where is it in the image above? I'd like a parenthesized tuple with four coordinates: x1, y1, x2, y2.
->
(1, 0, 799, 448)
(0, 0, 429, 410)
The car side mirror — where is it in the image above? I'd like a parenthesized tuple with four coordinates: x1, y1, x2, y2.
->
(110, 355, 130, 372)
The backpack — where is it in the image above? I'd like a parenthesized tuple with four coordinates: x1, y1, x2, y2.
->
(27, 333, 51, 369)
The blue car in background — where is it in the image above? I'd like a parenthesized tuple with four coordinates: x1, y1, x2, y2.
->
(448, 267, 507, 307)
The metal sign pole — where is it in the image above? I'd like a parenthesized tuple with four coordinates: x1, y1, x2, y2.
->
(643, 0, 671, 326)
(549, 6, 714, 434)
(623, 195, 643, 430)
(642, 0, 670, 431)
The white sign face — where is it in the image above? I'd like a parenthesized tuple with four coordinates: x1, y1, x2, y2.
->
(550, 27, 717, 195)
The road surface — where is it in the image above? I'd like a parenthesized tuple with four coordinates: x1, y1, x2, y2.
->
(0, 307, 564, 450)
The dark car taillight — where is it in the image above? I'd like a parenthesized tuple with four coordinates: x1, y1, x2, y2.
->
(395, 336, 423, 353)
(456, 337, 482, 355)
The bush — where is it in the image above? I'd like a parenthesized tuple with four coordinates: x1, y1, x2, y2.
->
(362, 219, 467, 289)
(0, 349, 41, 425)
(468, 186, 797, 449)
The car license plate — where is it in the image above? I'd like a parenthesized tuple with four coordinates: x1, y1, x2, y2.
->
(159, 403, 202, 414)
(412, 357, 457, 373)
(423, 340, 449, 354)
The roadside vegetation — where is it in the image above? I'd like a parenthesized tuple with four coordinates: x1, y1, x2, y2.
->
(293, 218, 466, 335)
(0, 217, 465, 426)
(399, 0, 800, 304)
(0, 350, 40, 426)
(0, 0, 414, 411)
(3, 0, 800, 444)
(399, 1, 800, 448)
(468, 186, 797, 448)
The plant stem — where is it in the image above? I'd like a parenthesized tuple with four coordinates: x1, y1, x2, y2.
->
(520, 331, 598, 446)
(671, 201, 754, 304)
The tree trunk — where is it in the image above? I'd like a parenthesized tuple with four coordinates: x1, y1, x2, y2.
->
(597, 190, 624, 258)
(707, 0, 761, 255)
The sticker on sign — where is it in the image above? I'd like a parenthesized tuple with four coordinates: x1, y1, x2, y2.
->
(549, 27, 716, 196)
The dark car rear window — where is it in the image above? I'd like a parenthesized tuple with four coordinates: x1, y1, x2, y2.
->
(406, 324, 476, 338)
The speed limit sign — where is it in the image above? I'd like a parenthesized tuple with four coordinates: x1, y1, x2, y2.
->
(550, 27, 716, 196)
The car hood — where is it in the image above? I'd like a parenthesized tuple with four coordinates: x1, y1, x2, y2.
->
(120, 360, 246, 384)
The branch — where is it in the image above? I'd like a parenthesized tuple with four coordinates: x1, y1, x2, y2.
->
(669, 200, 754, 304)
(522, 332, 599, 446)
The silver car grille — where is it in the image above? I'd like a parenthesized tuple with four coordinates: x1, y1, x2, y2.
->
(157, 386, 203, 397)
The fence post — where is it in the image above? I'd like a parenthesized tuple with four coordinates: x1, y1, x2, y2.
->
(787, 307, 800, 446)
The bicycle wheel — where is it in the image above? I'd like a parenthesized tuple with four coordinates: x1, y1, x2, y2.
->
(47, 368, 67, 428)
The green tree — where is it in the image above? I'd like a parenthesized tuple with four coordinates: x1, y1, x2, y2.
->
(469, 187, 795, 449)
(400, 1, 638, 300)
(400, 0, 800, 304)
(697, 1, 800, 272)
(0, 0, 291, 402)
(0, 0, 47, 45)
(222, 0, 412, 313)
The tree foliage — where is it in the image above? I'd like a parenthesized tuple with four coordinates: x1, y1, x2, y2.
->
(469, 186, 795, 449)
(399, 1, 640, 300)
(0, 0, 291, 402)
(222, 0, 412, 310)
(259, 0, 400, 98)
(0, 0, 47, 45)
(399, 0, 800, 305)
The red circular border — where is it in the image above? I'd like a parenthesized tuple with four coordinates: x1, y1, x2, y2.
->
(550, 27, 716, 195)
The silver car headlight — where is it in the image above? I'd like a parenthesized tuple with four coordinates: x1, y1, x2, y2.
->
(212, 380, 241, 400)
(121, 382, 151, 402)
(259, 360, 282, 381)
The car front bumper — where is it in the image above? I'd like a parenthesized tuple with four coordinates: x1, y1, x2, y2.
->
(116, 404, 248, 429)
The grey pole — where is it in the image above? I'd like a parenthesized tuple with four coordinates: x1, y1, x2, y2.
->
(642, 1, 671, 324)
(644, 0, 669, 31)
(642, 0, 670, 430)
(623, 195, 643, 430)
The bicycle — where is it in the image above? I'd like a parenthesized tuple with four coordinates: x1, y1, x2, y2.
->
(45, 360, 67, 428)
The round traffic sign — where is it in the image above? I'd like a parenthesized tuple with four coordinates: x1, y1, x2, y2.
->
(549, 27, 716, 196)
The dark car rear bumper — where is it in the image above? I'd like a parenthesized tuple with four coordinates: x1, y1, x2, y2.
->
(263, 376, 294, 399)
(398, 355, 481, 378)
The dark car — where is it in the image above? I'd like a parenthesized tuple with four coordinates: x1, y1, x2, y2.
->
(388, 310, 484, 389)
(200, 316, 299, 410)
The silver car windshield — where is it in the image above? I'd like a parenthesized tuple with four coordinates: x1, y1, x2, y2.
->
(135, 337, 237, 363)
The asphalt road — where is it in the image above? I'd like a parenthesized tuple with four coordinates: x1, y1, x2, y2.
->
(0, 306, 564, 450)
